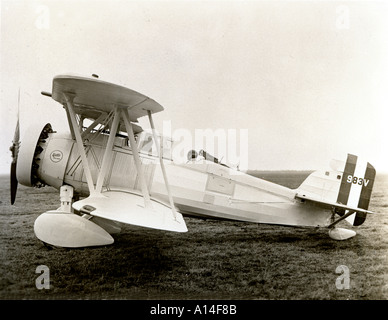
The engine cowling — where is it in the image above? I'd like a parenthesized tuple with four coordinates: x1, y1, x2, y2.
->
(16, 123, 53, 187)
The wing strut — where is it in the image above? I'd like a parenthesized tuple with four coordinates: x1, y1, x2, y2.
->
(95, 106, 120, 194)
(81, 112, 108, 139)
(121, 109, 152, 208)
(147, 110, 177, 220)
(64, 93, 96, 193)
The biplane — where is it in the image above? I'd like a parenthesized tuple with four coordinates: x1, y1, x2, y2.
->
(9, 74, 376, 247)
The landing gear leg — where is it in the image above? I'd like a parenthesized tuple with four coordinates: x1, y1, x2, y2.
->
(60, 185, 73, 213)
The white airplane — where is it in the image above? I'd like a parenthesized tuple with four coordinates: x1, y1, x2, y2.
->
(9, 74, 376, 248)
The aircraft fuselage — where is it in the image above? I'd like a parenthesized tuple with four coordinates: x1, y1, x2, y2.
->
(35, 130, 332, 228)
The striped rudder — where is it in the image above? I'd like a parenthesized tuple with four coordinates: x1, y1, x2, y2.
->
(336, 154, 376, 226)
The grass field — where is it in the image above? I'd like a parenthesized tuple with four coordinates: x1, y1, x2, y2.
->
(0, 172, 387, 300)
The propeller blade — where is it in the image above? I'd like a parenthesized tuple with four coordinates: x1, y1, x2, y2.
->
(10, 89, 20, 205)
(12, 119, 20, 145)
(10, 161, 18, 205)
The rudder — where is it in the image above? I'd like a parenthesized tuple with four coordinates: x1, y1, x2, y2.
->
(336, 154, 376, 226)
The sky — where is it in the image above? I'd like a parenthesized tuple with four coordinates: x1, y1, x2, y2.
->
(1, 0, 388, 175)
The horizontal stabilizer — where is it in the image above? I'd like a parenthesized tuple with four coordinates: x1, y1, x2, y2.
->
(295, 194, 374, 215)
(72, 191, 188, 233)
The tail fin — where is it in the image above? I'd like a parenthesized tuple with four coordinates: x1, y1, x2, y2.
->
(297, 154, 376, 226)
(336, 154, 376, 226)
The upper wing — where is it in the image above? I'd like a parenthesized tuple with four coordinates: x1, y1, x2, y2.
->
(51, 74, 164, 122)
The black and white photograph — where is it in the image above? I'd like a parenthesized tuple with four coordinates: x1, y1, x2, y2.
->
(1, 0, 387, 309)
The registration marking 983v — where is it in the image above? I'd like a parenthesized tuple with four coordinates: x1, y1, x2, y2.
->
(346, 175, 370, 187)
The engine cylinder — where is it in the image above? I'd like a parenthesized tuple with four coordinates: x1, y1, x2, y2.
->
(16, 123, 53, 187)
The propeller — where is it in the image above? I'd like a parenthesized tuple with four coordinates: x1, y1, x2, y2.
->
(10, 90, 20, 204)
